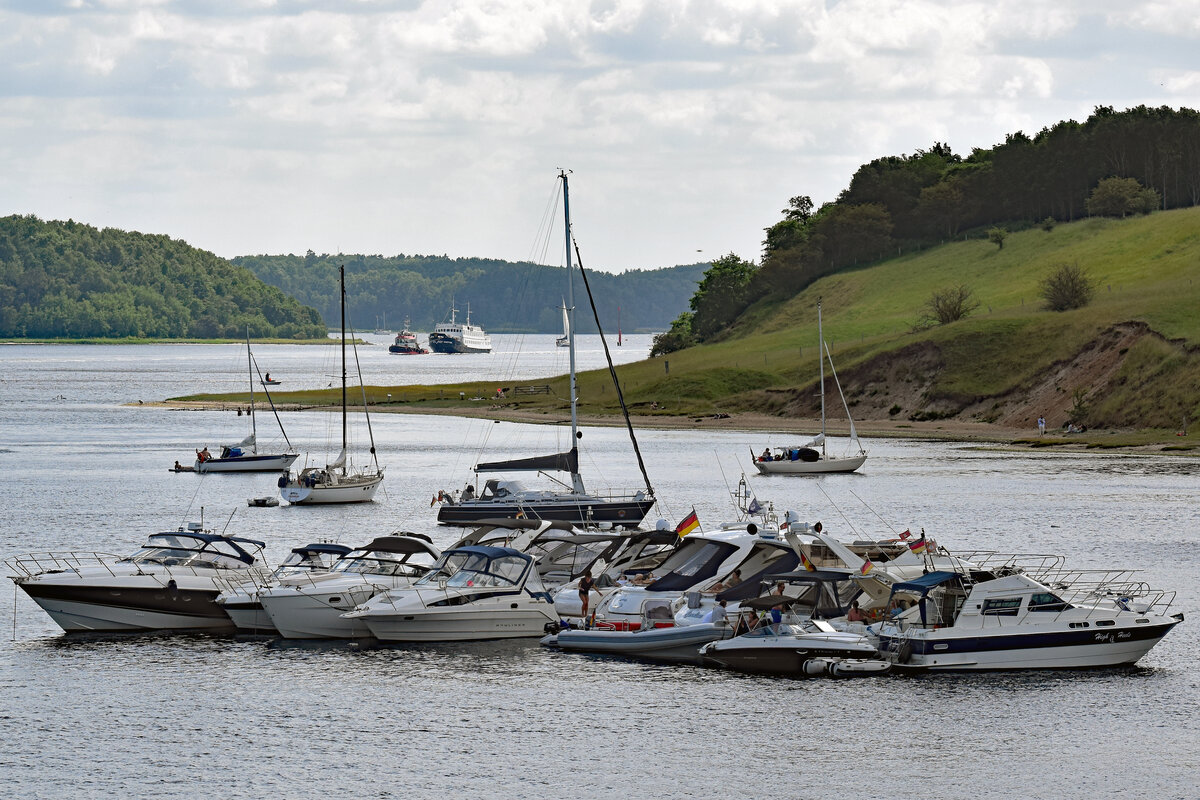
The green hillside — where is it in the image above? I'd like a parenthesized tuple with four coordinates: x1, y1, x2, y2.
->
(0, 215, 327, 339)
(195, 208, 1200, 439)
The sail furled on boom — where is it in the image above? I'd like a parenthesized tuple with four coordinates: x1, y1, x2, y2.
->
(474, 447, 579, 474)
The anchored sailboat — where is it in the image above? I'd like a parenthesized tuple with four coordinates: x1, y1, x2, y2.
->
(753, 301, 867, 475)
(194, 333, 298, 473)
(279, 265, 385, 504)
(436, 171, 656, 527)
(555, 300, 570, 347)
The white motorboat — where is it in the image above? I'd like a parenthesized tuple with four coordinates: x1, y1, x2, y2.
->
(701, 619, 879, 674)
(342, 545, 557, 642)
(435, 172, 656, 528)
(215, 542, 351, 633)
(195, 332, 298, 473)
(872, 568, 1184, 670)
(752, 300, 866, 475)
(428, 301, 492, 353)
(279, 265, 384, 505)
(6, 523, 267, 633)
(588, 524, 798, 630)
(543, 526, 680, 618)
(259, 534, 441, 639)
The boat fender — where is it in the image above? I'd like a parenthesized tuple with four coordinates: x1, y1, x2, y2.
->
(802, 658, 828, 676)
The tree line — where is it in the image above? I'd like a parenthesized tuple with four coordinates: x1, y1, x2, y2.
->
(233, 252, 708, 335)
(654, 105, 1200, 354)
(0, 216, 326, 339)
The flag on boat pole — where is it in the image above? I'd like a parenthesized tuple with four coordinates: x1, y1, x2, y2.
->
(800, 551, 817, 572)
(675, 509, 700, 536)
(899, 529, 912, 540)
(747, 497, 762, 515)
(860, 560, 875, 576)
(908, 531, 927, 554)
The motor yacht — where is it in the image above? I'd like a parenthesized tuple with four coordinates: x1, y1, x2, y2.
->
(342, 545, 558, 642)
(701, 618, 879, 674)
(216, 542, 352, 633)
(872, 568, 1184, 670)
(6, 524, 267, 633)
(258, 534, 441, 639)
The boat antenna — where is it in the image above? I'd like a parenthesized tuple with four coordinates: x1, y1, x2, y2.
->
(571, 239, 655, 498)
(560, 170, 583, 494)
(246, 326, 257, 449)
(221, 507, 237, 536)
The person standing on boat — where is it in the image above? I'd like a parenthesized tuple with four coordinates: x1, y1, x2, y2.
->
(579, 570, 597, 621)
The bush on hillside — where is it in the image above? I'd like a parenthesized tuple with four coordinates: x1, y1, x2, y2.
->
(650, 312, 696, 356)
(1086, 177, 1159, 217)
(1040, 262, 1096, 311)
(923, 285, 980, 325)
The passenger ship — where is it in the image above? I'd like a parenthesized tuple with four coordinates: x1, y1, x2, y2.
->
(428, 302, 492, 354)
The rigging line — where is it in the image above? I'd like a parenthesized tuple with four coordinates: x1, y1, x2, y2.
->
(220, 507, 237, 537)
(250, 352, 292, 450)
(813, 481, 861, 539)
(714, 451, 739, 517)
(845, 487, 899, 535)
(572, 236, 655, 497)
(345, 307, 380, 471)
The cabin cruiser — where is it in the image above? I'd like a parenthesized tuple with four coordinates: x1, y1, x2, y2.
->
(389, 320, 428, 355)
(216, 542, 352, 633)
(428, 302, 491, 353)
(872, 567, 1184, 670)
(6, 524, 267, 633)
(701, 617, 880, 674)
(590, 524, 797, 630)
(342, 545, 558, 641)
(258, 534, 441, 639)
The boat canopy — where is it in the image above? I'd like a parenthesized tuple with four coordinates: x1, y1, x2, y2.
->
(134, 532, 266, 566)
(715, 552, 802, 602)
(293, 543, 353, 557)
(359, 535, 441, 558)
(475, 447, 579, 474)
(890, 570, 960, 596)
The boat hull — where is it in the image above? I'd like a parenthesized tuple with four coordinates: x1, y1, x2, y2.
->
(437, 497, 654, 528)
(703, 634, 878, 674)
(17, 582, 234, 633)
(388, 345, 428, 354)
(218, 598, 277, 634)
(196, 453, 298, 473)
(260, 588, 378, 638)
(878, 620, 1180, 670)
(551, 623, 733, 664)
(359, 606, 557, 642)
(753, 453, 866, 475)
(281, 474, 383, 504)
(428, 333, 491, 354)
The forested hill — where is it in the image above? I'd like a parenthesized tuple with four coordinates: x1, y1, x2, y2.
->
(233, 253, 707, 334)
(0, 216, 327, 339)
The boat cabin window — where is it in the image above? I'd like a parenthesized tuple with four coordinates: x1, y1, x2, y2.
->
(649, 541, 737, 591)
(981, 598, 1022, 616)
(1028, 592, 1071, 612)
(445, 553, 528, 589)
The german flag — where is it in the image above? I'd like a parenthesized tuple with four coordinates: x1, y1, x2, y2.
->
(675, 509, 700, 536)
(800, 551, 817, 572)
(860, 560, 875, 575)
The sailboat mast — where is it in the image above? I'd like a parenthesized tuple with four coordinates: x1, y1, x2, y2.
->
(246, 327, 256, 448)
(818, 299, 826, 457)
(340, 264, 347, 453)
(561, 170, 583, 493)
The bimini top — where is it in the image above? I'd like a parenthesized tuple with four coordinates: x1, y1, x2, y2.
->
(891, 570, 960, 595)
(450, 545, 529, 561)
(358, 535, 441, 558)
(149, 532, 265, 564)
(293, 543, 353, 557)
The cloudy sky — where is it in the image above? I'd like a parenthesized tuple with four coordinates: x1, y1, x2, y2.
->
(3, 1, 1199, 272)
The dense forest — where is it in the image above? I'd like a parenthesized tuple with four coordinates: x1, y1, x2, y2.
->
(0, 216, 326, 339)
(233, 253, 707, 334)
(655, 104, 1200, 354)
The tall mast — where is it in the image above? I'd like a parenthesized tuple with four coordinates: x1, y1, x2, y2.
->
(561, 170, 583, 494)
(818, 299, 826, 457)
(340, 264, 347, 455)
(246, 326, 256, 448)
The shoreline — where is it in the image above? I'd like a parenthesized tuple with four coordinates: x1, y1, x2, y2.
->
(141, 400, 1196, 454)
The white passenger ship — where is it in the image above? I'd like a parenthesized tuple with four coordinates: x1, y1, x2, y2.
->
(428, 302, 492, 354)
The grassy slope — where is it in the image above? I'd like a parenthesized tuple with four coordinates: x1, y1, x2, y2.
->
(180, 209, 1200, 434)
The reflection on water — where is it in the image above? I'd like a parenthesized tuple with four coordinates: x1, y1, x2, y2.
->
(0, 344, 1197, 799)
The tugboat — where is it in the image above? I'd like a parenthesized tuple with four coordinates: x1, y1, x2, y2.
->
(388, 318, 428, 354)
(428, 301, 492, 354)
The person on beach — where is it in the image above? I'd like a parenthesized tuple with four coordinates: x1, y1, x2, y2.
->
(1037, 415, 1046, 435)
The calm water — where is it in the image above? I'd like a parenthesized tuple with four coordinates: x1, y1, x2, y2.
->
(1, 342, 1198, 799)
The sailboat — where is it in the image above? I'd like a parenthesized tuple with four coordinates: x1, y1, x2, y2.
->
(436, 171, 656, 528)
(194, 334, 299, 473)
(279, 265, 385, 504)
(555, 299, 570, 347)
(753, 301, 867, 475)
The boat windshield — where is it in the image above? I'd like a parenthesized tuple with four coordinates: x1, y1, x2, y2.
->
(647, 540, 737, 592)
(416, 551, 474, 585)
(443, 553, 529, 589)
(331, 550, 433, 577)
(124, 534, 250, 570)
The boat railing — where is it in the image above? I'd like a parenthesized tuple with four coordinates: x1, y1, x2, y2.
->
(952, 551, 1067, 575)
(4, 552, 126, 579)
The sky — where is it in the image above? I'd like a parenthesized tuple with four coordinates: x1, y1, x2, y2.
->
(3, 1, 1200, 273)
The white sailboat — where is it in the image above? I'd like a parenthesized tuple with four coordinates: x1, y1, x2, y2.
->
(194, 333, 299, 473)
(753, 301, 867, 475)
(279, 265, 384, 504)
(555, 299, 570, 347)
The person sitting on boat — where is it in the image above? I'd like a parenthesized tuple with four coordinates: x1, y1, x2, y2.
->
(462, 484, 476, 501)
(630, 573, 656, 586)
(704, 598, 728, 625)
(265, 372, 271, 382)
(846, 600, 867, 623)
(174, 461, 183, 471)
(760, 448, 771, 462)
(196, 447, 211, 462)
(705, 568, 742, 594)
(734, 609, 759, 635)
